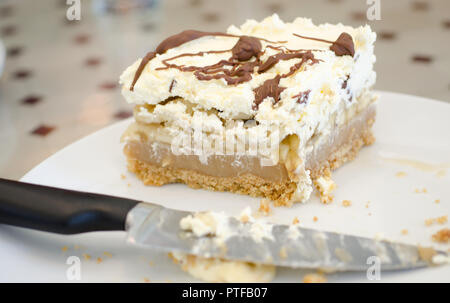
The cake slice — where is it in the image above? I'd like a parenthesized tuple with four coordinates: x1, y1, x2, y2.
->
(119, 14, 377, 206)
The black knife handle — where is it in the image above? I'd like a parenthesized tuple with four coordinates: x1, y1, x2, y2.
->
(0, 178, 140, 234)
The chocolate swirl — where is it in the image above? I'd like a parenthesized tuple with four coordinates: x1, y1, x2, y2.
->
(129, 28, 333, 110)
(130, 51, 156, 91)
(231, 36, 262, 61)
(329, 33, 355, 57)
(293, 32, 355, 57)
(253, 75, 285, 110)
(156, 30, 237, 54)
(130, 30, 237, 91)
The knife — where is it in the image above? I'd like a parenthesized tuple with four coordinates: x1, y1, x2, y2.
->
(0, 178, 446, 271)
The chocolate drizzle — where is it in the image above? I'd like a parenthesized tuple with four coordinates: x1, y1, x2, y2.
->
(129, 28, 329, 110)
(252, 50, 316, 109)
(130, 30, 237, 91)
(156, 30, 237, 54)
(231, 36, 262, 61)
(253, 75, 285, 110)
(293, 89, 311, 104)
(160, 47, 317, 106)
(341, 75, 352, 102)
(293, 32, 355, 57)
(258, 52, 306, 73)
(130, 51, 156, 91)
(330, 33, 355, 57)
(169, 79, 176, 92)
(158, 49, 258, 85)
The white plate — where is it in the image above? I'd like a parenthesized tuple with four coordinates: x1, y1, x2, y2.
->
(1, 91, 449, 282)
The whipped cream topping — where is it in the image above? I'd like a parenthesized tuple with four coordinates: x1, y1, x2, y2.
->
(120, 15, 377, 203)
(120, 14, 376, 120)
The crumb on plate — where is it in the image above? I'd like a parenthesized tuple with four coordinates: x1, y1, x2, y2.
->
(414, 187, 428, 194)
(342, 200, 351, 207)
(425, 215, 448, 226)
(395, 171, 407, 178)
(258, 199, 272, 216)
(432, 228, 450, 243)
(314, 175, 336, 204)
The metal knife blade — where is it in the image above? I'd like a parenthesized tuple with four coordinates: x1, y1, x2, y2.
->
(125, 203, 447, 271)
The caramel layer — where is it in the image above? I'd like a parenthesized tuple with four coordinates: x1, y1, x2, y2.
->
(124, 104, 376, 183)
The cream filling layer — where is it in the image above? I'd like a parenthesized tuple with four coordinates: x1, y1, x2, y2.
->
(122, 97, 376, 202)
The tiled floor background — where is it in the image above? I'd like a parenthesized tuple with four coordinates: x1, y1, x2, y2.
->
(0, 0, 449, 180)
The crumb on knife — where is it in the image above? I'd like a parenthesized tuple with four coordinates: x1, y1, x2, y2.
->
(82, 253, 91, 261)
(432, 228, 450, 243)
(425, 215, 448, 226)
(418, 246, 437, 263)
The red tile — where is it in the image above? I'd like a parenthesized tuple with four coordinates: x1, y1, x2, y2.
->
(85, 57, 102, 67)
(7, 46, 23, 58)
(203, 12, 219, 23)
(99, 81, 118, 90)
(31, 125, 55, 137)
(412, 1, 429, 11)
(443, 20, 450, 29)
(378, 31, 397, 40)
(351, 11, 366, 21)
(21, 95, 42, 106)
(12, 69, 32, 80)
(412, 55, 433, 63)
(1, 25, 17, 37)
(267, 3, 283, 13)
(74, 34, 90, 44)
(114, 110, 133, 119)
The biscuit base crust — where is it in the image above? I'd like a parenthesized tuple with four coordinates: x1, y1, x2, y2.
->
(124, 119, 375, 206)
